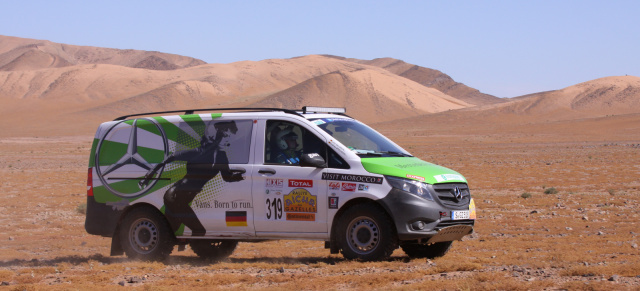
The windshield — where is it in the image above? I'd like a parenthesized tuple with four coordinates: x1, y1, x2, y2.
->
(311, 118, 412, 158)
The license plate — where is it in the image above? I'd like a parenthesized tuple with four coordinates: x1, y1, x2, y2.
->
(451, 210, 470, 220)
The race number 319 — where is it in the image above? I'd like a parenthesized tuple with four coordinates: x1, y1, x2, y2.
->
(266, 198, 283, 220)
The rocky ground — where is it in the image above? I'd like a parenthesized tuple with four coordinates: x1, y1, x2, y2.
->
(0, 133, 639, 290)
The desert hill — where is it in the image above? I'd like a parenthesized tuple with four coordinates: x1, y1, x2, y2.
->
(470, 76, 640, 121)
(343, 57, 504, 106)
(1, 35, 639, 139)
(0, 35, 485, 136)
(251, 67, 469, 123)
(0, 35, 205, 71)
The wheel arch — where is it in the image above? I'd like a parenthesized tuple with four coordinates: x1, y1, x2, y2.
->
(328, 197, 398, 254)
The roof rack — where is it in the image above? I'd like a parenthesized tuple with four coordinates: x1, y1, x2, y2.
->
(113, 107, 302, 121)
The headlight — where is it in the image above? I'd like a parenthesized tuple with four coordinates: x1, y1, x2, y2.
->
(385, 176, 434, 200)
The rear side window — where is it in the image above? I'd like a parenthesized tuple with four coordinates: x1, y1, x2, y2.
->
(169, 118, 254, 164)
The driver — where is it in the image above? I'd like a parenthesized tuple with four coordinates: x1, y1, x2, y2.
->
(274, 129, 301, 165)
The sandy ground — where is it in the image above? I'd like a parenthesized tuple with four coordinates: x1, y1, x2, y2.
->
(0, 117, 638, 290)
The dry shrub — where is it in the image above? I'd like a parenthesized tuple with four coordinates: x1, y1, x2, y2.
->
(0, 269, 14, 281)
(428, 259, 482, 274)
(562, 263, 640, 278)
(471, 270, 505, 282)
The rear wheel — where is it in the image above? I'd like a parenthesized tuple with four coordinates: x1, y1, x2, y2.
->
(337, 203, 397, 261)
(119, 208, 175, 261)
(189, 240, 238, 261)
(401, 241, 452, 259)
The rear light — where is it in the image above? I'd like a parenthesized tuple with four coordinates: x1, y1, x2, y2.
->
(87, 168, 94, 196)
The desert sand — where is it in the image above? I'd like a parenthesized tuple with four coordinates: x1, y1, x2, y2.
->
(0, 35, 638, 289)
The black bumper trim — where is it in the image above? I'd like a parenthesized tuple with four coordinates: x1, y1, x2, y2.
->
(378, 188, 474, 241)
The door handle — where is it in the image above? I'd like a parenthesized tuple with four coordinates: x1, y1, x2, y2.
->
(258, 168, 276, 175)
(229, 167, 246, 174)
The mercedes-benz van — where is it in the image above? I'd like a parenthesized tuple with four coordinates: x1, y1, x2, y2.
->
(85, 107, 475, 261)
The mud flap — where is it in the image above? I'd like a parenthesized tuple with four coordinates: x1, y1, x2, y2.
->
(426, 225, 473, 244)
(110, 229, 124, 256)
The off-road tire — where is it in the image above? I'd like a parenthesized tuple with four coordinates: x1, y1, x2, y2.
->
(337, 203, 397, 261)
(189, 240, 238, 261)
(119, 207, 175, 261)
(401, 241, 452, 259)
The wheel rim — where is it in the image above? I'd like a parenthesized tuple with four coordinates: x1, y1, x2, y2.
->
(129, 218, 159, 254)
(346, 216, 380, 254)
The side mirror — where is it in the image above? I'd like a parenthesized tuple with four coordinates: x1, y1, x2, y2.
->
(300, 153, 326, 168)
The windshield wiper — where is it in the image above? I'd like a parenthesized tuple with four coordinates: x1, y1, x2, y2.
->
(379, 151, 413, 157)
(351, 149, 383, 157)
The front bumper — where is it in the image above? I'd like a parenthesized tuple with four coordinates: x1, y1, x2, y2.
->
(378, 188, 474, 241)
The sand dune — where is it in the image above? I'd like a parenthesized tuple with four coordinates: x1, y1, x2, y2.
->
(1, 35, 639, 138)
(472, 76, 640, 121)
(0, 35, 205, 71)
(251, 68, 469, 123)
(351, 57, 504, 106)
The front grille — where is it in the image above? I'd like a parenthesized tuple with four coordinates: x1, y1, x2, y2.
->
(430, 183, 471, 208)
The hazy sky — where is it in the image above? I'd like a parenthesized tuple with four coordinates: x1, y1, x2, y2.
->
(2, 0, 638, 97)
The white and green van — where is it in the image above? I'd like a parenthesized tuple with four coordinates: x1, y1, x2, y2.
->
(85, 107, 476, 261)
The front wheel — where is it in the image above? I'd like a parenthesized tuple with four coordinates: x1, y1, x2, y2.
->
(401, 241, 452, 259)
(337, 203, 397, 261)
(189, 240, 238, 261)
(119, 208, 175, 261)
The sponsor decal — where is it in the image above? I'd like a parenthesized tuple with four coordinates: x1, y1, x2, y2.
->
(266, 178, 284, 188)
(329, 197, 339, 209)
(286, 213, 315, 221)
(225, 211, 248, 227)
(284, 188, 317, 213)
(434, 174, 466, 182)
(406, 174, 426, 182)
(289, 179, 313, 188)
(321, 173, 384, 184)
(341, 183, 356, 192)
(329, 182, 341, 190)
(358, 184, 369, 191)
(394, 162, 426, 169)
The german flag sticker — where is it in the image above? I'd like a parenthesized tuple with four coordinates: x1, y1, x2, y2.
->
(226, 211, 248, 227)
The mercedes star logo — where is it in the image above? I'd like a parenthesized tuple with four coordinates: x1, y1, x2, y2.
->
(94, 118, 168, 198)
(453, 186, 463, 202)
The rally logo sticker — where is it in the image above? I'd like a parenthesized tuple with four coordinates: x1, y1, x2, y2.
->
(406, 174, 425, 182)
(434, 174, 466, 182)
(266, 178, 284, 188)
(329, 197, 339, 209)
(288, 179, 313, 188)
(341, 183, 356, 192)
(284, 188, 317, 221)
(329, 182, 341, 190)
(286, 213, 315, 221)
(322, 173, 383, 184)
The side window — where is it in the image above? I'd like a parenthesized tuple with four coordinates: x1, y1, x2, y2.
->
(328, 147, 349, 169)
(265, 120, 326, 165)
